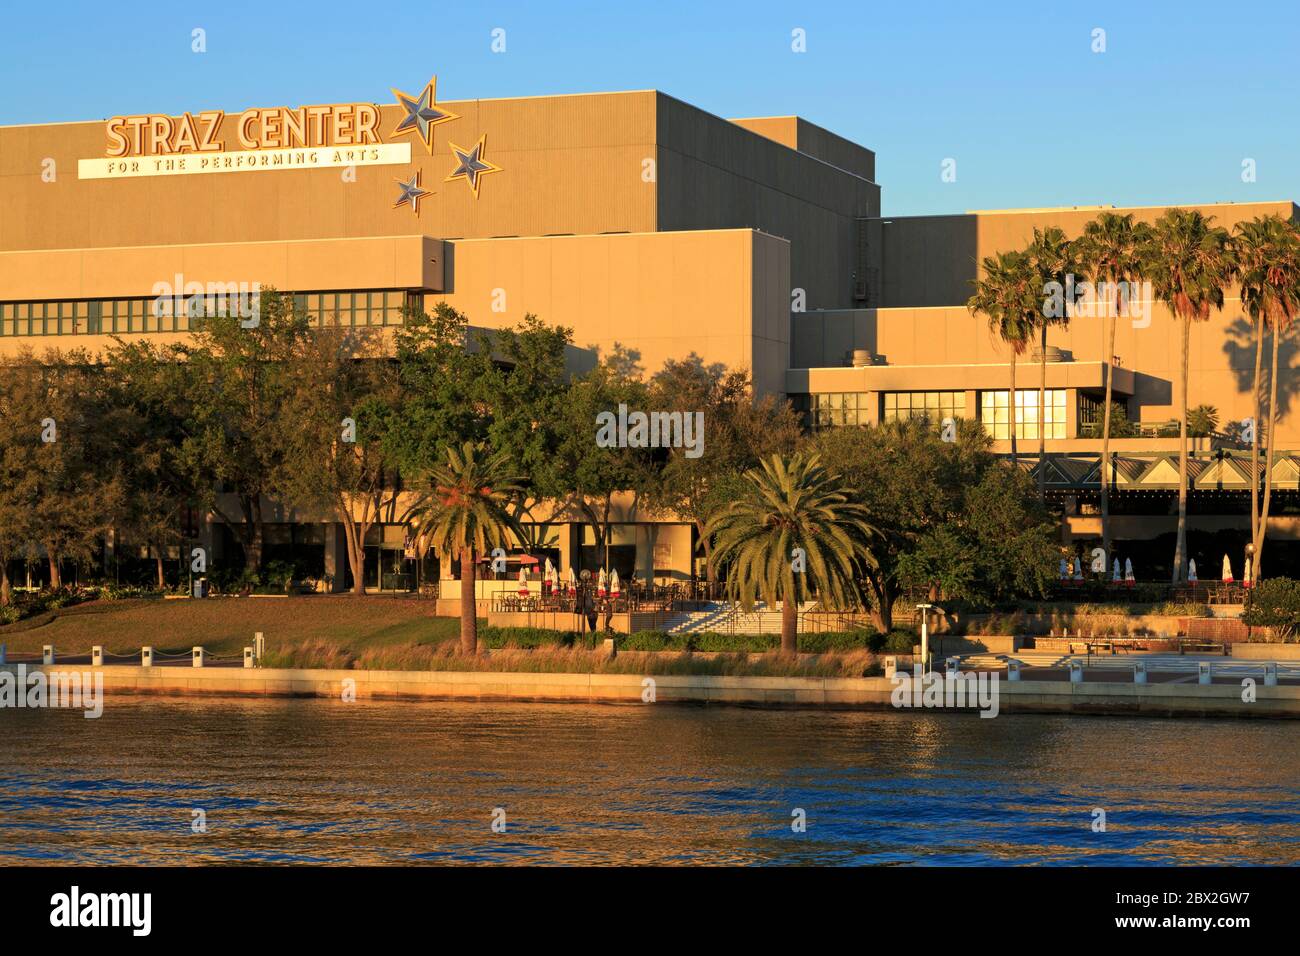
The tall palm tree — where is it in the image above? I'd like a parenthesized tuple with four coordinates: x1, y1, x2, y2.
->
(1075, 212, 1151, 558)
(1235, 215, 1300, 578)
(707, 452, 877, 655)
(1142, 209, 1237, 582)
(1027, 227, 1077, 499)
(405, 441, 525, 654)
(969, 250, 1037, 463)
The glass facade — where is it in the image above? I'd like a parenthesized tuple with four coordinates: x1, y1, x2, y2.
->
(882, 390, 966, 424)
(0, 290, 423, 337)
(979, 388, 1067, 440)
(802, 392, 870, 429)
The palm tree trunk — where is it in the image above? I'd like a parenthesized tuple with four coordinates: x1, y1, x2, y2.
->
(459, 548, 477, 654)
(1, 561, 11, 606)
(46, 547, 61, 589)
(1250, 315, 1264, 558)
(780, 593, 797, 655)
(1100, 303, 1117, 560)
(1037, 325, 1047, 500)
(1172, 320, 1190, 583)
(1009, 351, 1019, 462)
(1258, 325, 1282, 579)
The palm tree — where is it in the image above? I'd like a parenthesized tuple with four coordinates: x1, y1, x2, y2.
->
(405, 441, 525, 654)
(1142, 209, 1238, 582)
(969, 250, 1037, 462)
(1075, 213, 1151, 559)
(1235, 215, 1300, 578)
(1187, 404, 1220, 446)
(707, 452, 877, 655)
(1027, 227, 1077, 499)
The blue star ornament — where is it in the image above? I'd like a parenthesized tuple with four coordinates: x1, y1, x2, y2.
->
(445, 135, 500, 198)
(390, 76, 458, 154)
(393, 171, 430, 215)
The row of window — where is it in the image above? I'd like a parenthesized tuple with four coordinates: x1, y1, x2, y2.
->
(0, 291, 424, 337)
(800, 389, 1069, 440)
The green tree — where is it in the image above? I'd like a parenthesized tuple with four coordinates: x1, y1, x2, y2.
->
(1187, 404, 1220, 438)
(1234, 215, 1300, 578)
(969, 250, 1037, 462)
(1075, 212, 1151, 558)
(1143, 209, 1237, 582)
(645, 357, 801, 582)
(404, 442, 525, 653)
(707, 452, 877, 654)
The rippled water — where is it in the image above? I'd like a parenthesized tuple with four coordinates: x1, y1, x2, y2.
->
(1, 696, 1297, 865)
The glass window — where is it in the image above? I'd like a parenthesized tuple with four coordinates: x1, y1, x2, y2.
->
(979, 389, 1067, 440)
(881, 391, 967, 427)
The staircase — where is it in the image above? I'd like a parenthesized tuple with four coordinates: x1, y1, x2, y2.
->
(660, 601, 819, 635)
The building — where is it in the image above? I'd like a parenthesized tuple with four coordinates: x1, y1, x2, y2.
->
(1, 77, 1296, 588)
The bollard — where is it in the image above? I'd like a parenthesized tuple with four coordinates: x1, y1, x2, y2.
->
(91, 645, 103, 667)
(254, 632, 265, 662)
(192, 646, 206, 668)
(1067, 660, 1084, 683)
(42, 645, 54, 666)
(243, 647, 255, 669)
(1198, 661, 1212, 685)
(944, 656, 960, 675)
(1006, 659, 1021, 682)
(883, 655, 899, 680)
(141, 646, 154, 667)
(1265, 662, 1278, 687)
(1133, 660, 1148, 684)
(601, 637, 617, 659)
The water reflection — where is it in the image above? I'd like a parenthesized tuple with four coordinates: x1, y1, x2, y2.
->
(1, 698, 1297, 865)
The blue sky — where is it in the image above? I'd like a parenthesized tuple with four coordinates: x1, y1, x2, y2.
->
(1, 0, 1296, 216)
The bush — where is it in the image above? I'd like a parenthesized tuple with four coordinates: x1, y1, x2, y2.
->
(1242, 578, 1300, 641)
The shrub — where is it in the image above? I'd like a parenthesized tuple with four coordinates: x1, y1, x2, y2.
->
(1242, 578, 1300, 641)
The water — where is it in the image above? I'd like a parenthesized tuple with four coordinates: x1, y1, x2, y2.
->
(1, 697, 1297, 865)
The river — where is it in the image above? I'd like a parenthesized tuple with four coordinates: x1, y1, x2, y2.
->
(1, 697, 1297, 865)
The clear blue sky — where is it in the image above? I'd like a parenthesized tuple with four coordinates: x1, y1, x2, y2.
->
(2, 0, 1296, 216)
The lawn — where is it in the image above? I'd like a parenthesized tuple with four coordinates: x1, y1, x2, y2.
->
(0, 595, 460, 658)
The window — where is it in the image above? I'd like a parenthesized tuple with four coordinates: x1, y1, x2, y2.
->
(979, 389, 1067, 440)
(800, 392, 870, 430)
(882, 391, 967, 425)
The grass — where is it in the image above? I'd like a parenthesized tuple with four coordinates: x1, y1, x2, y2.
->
(0, 594, 888, 678)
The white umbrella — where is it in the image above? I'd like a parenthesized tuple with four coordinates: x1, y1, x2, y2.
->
(567, 567, 577, 595)
(1059, 557, 1069, 580)
(544, 557, 555, 581)
(1188, 559, 1197, 583)
(610, 570, 621, 596)
(517, 567, 529, 596)
(1124, 557, 1135, 586)
(1244, 557, 1254, 588)
(1073, 555, 1084, 581)
(1221, 554, 1233, 583)
(1112, 558, 1121, 583)
(597, 568, 608, 596)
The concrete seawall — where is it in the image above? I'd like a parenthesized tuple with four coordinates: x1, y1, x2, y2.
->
(4, 664, 1300, 718)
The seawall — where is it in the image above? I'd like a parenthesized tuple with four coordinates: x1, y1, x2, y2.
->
(4, 664, 1299, 718)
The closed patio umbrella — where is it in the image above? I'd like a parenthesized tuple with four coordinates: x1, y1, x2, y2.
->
(1112, 558, 1121, 583)
(1221, 554, 1233, 583)
(517, 567, 529, 596)
(597, 568, 608, 597)
(610, 570, 621, 596)
(1244, 557, 1254, 589)
(1073, 555, 1084, 581)
(1188, 559, 1197, 583)
(1059, 557, 1069, 581)
(1124, 558, 1135, 587)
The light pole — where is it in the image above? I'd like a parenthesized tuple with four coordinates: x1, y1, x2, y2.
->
(916, 603, 933, 673)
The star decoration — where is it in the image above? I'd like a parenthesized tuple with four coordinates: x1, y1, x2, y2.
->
(444, 134, 500, 198)
(390, 76, 458, 154)
(393, 170, 430, 215)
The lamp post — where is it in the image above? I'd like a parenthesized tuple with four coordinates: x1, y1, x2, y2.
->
(916, 603, 933, 673)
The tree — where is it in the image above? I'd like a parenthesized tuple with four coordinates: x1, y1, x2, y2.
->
(969, 250, 1037, 462)
(276, 327, 404, 594)
(1187, 404, 1220, 438)
(176, 291, 310, 575)
(1143, 209, 1237, 582)
(1234, 215, 1300, 579)
(1075, 212, 1151, 558)
(404, 442, 525, 653)
(707, 452, 877, 654)
(1027, 226, 1078, 499)
(645, 357, 801, 583)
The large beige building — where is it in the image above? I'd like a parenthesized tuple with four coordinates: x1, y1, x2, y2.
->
(1, 78, 1294, 586)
